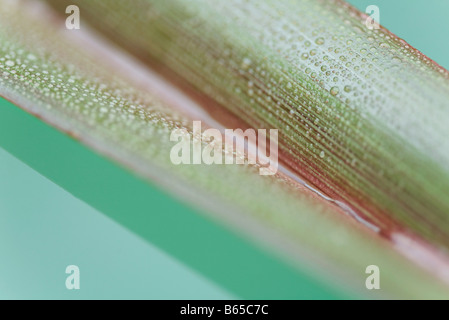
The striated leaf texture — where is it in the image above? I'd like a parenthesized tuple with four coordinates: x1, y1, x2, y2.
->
(45, 0, 449, 250)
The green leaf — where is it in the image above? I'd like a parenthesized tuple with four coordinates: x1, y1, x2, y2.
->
(1, 0, 449, 298)
(49, 0, 449, 249)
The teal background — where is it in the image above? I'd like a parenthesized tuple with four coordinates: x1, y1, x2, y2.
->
(347, 0, 449, 69)
(0, 147, 233, 299)
(1, 0, 448, 299)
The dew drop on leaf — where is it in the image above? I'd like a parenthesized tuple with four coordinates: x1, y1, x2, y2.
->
(330, 86, 339, 96)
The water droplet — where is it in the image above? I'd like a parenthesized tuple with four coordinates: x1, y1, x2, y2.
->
(320, 151, 325, 158)
(241, 57, 251, 69)
(344, 85, 351, 93)
(315, 37, 325, 45)
(330, 86, 339, 96)
(5, 60, 14, 67)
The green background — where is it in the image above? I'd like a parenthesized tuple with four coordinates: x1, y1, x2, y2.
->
(0, 0, 448, 299)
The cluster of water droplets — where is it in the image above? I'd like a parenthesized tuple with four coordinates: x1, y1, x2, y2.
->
(118, 0, 449, 239)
